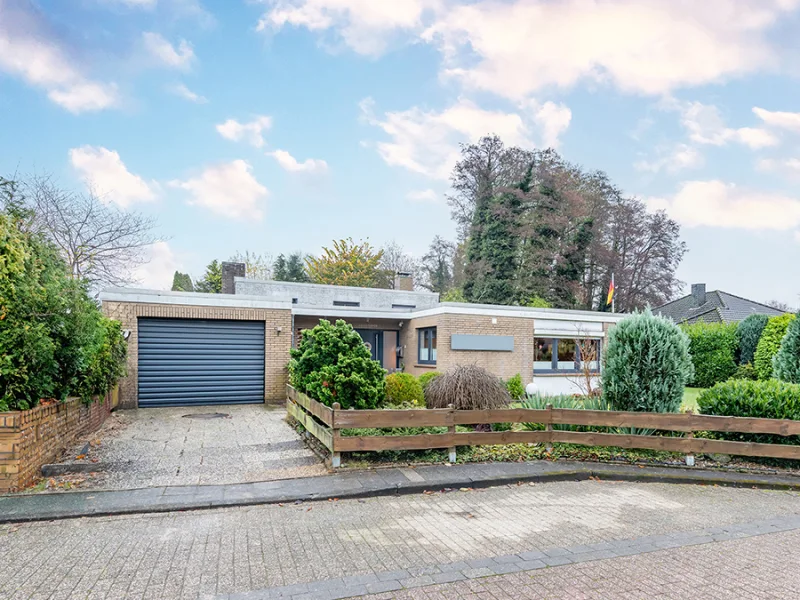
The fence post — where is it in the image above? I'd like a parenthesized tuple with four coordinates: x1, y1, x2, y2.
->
(331, 402, 341, 469)
(685, 409, 695, 467)
(545, 403, 553, 454)
(447, 403, 456, 464)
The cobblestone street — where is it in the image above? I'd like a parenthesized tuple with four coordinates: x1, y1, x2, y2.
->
(2, 480, 800, 599)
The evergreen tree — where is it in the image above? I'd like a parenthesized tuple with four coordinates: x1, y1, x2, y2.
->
(171, 271, 193, 292)
(195, 260, 222, 293)
(774, 313, 800, 383)
(274, 252, 310, 282)
(737, 314, 769, 365)
(273, 254, 288, 281)
(551, 217, 594, 308)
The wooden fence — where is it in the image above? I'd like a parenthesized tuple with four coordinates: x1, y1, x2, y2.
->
(286, 385, 800, 468)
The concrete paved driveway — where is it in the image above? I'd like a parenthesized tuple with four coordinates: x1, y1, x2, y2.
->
(50, 404, 326, 490)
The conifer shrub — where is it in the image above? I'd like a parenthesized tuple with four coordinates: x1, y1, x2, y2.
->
(737, 314, 769, 366)
(774, 313, 800, 384)
(754, 314, 796, 380)
(602, 309, 693, 413)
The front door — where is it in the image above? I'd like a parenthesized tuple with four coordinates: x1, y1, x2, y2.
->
(356, 330, 384, 366)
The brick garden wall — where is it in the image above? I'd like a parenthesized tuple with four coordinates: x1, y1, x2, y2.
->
(0, 394, 112, 493)
(102, 301, 293, 409)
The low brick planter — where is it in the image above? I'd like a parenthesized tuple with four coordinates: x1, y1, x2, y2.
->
(0, 392, 113, 492)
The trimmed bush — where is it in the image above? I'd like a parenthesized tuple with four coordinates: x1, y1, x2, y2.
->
(289, 319, 386, 409)
(602, 309, 693, 413)
(737, 314, 769, 366)
(418, 371, 442, 390)
(697, 379, 800, 445)
(682, 322, 738, 388)
(754, 313, 796, 380)
(425, 365, 511, 410)
(731, 363, 758, 381)
(774, 313, 800, 383)
(505, 374, 525, 400)
(384, 373, 424, 407)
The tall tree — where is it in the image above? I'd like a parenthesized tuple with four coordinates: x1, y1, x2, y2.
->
(4, 173, 160, 287)
(421, 236, 456, 293)
(306, 238, 385, 287)
(229, 250, 272, 280)
(379, 240, 420, 289)
(171, 271, 193, 292)
(274, 252, 310, 282)
(195, 260, 222, 293)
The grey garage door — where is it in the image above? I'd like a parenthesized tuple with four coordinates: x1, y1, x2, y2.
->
(138, 318, 265, 407)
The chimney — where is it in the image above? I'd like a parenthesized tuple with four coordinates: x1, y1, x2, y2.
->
(394, 271, 414, 292)
(221, 261, 246, 295)
(691, 283, 706, 306)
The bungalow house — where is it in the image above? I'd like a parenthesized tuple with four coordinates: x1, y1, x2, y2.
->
(654, 284, 786, 324)
(100, 263, 625, 409)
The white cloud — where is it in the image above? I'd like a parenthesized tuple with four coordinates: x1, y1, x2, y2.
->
(635, 144, 704, 174)
(648, 180, 800, 231)
(169, 160, 268, 220)
(132, 242, 181, 290)
(216, 116, 272, 148)
(69, 146, 157, 208)
(531, 101, 571, 149)
(407, 189, 439, 203)
(168, 82, 208, 103)
(258, 0, 434, 55)
(100, 0, 157, 7)
(753, 107, 800, 133)
(0, 3, 119, 112)
(142, 32, 195, 70)
(361, 97, 537, 179)
(757, 157, 800, 179)
(664, 100, 779, 149)
(268, 150, 329, 174)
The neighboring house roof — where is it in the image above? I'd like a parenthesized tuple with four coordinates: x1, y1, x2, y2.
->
(654, 289, 786, 324)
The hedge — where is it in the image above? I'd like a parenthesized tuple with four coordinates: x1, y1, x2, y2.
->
(737, 314, 769, 366)
(754, 313, 796, 380)
(681, 322, 739, 388)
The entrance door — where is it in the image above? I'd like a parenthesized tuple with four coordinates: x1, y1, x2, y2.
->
(356, 329, 384, 366)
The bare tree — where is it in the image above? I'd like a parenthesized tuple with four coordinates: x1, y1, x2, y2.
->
(229, 250, 273, 280)
(13, 174, 160, 288)
(766, 299, 793, 312)
(379, 240, 421, 288)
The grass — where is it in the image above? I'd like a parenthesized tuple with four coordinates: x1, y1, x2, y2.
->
(681, 387, 705, 413)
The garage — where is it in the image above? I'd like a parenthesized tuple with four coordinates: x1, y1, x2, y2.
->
(137, 318, 266, 407)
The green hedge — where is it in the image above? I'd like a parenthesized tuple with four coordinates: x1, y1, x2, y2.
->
(737, 314, 769, 366)
(774, 313, 800, 384)
(754, 313, 796, 380)
(697, 379, 800, 445)
(682, 322, 739, 388)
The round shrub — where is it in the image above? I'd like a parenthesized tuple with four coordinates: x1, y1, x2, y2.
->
(288, 319, 386, 409)
(737, 314, 769, 366)
(774, 313, 800, 384)
(384, 373, 424, 407)
(602, 309, 693, 413)
(425, 365, 511, 410)
(682, 322, 738, 388)
(418, 371, 442, 390)
(754, 313, 796, 380)
(505, 373, 525, 400)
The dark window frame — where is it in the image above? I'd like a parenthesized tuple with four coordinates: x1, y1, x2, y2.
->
(333, 300, 360, 307)
(392, 303, 416, 309)
(417, 327, 437, 365)
(533, 337, 601, 374)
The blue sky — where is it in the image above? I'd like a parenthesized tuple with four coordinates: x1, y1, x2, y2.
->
(1, 0, 800, 307)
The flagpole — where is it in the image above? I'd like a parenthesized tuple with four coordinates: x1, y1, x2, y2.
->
(611, 272, 615, 314)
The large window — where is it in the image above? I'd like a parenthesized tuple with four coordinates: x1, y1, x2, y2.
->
(534, 338, 601, 373)
(418, 327, 437, 364)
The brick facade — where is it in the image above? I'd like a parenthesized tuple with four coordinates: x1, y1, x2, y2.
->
(400, 313, 536, 384)
(103, 301, 292, 409)
(0, 394, 112, 492)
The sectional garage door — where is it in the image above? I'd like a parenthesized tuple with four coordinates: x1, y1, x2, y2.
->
(138, 318, 265, 407)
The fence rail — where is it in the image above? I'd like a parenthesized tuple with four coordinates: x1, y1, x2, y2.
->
(286, 385, 800, 467)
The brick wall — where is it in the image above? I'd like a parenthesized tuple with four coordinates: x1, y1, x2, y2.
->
(401, 313, 536, 384)
(102, 301, 293, 408)
(0, 394, 112, 492)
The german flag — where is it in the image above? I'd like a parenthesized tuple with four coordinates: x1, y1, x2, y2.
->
(606, 278, 615, 306)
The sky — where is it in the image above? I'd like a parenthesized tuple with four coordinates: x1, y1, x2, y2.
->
(1, 0, 800, 307)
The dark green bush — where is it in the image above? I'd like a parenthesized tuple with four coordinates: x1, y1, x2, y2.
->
(697, 380, 800, 445)
(418, 371, 442, 390)
(682, 322, 738, 388)
(505, 374, 525, 400)
(602, 309, 693, 413)
(731, 363, 758, 381)
(0, 209, 127, 411)
(737, 314, 769, 366)
(385, 372, 424, 407)
(289, 319, 386, 409)
(774, 313, 800, 384)
(754, 314, 795, 380)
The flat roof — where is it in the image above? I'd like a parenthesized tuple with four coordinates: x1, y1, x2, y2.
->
(100, 288, 293, 310)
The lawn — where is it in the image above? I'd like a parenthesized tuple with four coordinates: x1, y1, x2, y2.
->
(681, 387, 705, 413)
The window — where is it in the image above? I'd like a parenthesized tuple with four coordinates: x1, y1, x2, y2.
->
(292, 298, 298, 304)
(333, 300, 360, 307)
(392, 304, 416, 309)
(418, 327, 437, 364)
(534, 338, 601, 373)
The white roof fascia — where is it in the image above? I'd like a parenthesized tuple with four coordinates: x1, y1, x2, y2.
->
(100, 288, 292, 311)
(409, 304, 625, 324)
(291, 307, 414, 321)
